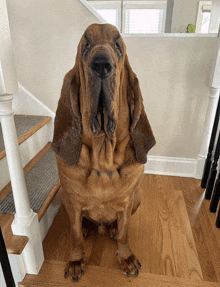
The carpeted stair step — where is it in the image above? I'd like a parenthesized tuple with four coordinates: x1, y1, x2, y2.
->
(0, 115, 51, 160)
(0, 115, 52, 191)
(0, 143, 60, 255)
(19, 260, 220, 287)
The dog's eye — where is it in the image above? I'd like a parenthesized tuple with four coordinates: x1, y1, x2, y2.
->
(115, 41, 123, 59)
(85, 42, 90, 49)
(115, 42, 120, 50)
(82, 40, 91, 57)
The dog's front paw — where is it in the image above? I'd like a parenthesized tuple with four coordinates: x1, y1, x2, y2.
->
(64, 259, 85, 282)
(118, 254, 141, 277)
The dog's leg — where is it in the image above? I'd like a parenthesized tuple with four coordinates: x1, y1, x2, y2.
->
(109, 220, 117, 239)
(63, 203, 85, 282)
(116, 204, 141, 277)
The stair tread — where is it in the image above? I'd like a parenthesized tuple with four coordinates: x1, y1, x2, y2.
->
(0, 143, 60, 254)
(0, 213, 29, 255)
(19, 260, 220, 287)
(0, 115, 51, 160)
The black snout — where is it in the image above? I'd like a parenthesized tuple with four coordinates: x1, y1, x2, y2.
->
(90, 54, 113, 78)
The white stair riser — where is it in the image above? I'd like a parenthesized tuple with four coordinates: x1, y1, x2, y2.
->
(0, 253, 25, 287)
(39, 192, 61, 241)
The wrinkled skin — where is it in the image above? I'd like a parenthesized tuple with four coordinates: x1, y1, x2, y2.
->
(52, 23, 155, 282)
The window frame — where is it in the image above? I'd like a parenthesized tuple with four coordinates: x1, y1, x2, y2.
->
(122, 1, 166, 33)
(195, 1, 212, 33)
(88, 0, 167, 34)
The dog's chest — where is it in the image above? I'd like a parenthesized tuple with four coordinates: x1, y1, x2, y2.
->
(79, 164, 142, 223)
(82, 200, 125, 223)
(57, 137, 144, 223)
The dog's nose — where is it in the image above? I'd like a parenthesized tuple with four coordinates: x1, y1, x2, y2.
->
(90, 54, 113, 78)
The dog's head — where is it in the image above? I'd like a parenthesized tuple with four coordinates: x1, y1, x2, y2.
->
(52, 24, 155, 166)
(78, 23, 125, 139)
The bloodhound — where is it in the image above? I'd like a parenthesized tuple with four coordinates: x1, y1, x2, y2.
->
(52, 23, 155, 282)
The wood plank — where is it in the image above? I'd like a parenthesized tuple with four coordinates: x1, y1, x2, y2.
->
(43, 206, 71, 262)
(178, 177, 220, 282)
(42, 175, 203, 281)
(198, 199, 220, 282)
(19, 260, 220, 287)
(203, 199, 220, 250)
(0, 213, 28, 254)
(130, 175, 202, 280)
(0, 115, 51, 160)
(40, 175, 220, 283)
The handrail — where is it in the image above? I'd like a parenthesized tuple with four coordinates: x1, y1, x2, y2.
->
(0, 225, 15, 287)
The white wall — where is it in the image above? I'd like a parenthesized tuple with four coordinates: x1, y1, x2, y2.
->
(6, 0, 102, 112)
(124, 35, 218, 158)
(6, 0, 219, 161)
(172, 0, 204, 33)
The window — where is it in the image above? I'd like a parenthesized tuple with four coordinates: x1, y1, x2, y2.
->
(196, 1, 212, 33)
(88, 1, 121, 30)
(87, 0, 167, 33)
(201, 11, 211, 33)
(96, 9, 118, 27)
(123, 1, 166, 33)
(125, 8, 164, 33)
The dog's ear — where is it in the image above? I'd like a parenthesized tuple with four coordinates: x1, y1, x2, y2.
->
(125, 54, 156, 164)
(52, 59, 82, 166)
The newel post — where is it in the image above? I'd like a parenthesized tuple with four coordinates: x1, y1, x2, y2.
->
(195, 88, 220, 178)
(195, 27, 220, 179)
(0, 0, 44, 275)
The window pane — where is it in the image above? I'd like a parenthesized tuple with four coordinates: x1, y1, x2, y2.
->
(201, 12, 211, 33)
(125, 9, 163, 33)
(96, 9, 118, 27)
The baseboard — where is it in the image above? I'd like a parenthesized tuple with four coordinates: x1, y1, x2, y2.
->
(13, 84, 55, 119)
(145, 156, 197, 178)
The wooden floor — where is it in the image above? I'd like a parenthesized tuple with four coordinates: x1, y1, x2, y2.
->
(42, 174, 220, 283)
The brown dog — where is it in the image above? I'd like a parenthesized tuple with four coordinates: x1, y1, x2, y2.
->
(52, 23, 155, 282)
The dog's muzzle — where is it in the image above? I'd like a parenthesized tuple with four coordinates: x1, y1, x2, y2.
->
(90, 54, 113, 78)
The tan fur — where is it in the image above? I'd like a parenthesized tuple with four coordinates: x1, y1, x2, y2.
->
(52, 23, 155, 281)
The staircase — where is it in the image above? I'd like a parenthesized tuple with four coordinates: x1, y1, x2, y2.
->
(0, 114, 61, 285)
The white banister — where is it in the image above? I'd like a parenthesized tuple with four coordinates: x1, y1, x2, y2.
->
(0, 0, 44, 275)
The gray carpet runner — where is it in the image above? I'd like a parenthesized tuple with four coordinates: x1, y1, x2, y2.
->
(0, 149, 59, 214)
(0, 115, 44, 153)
